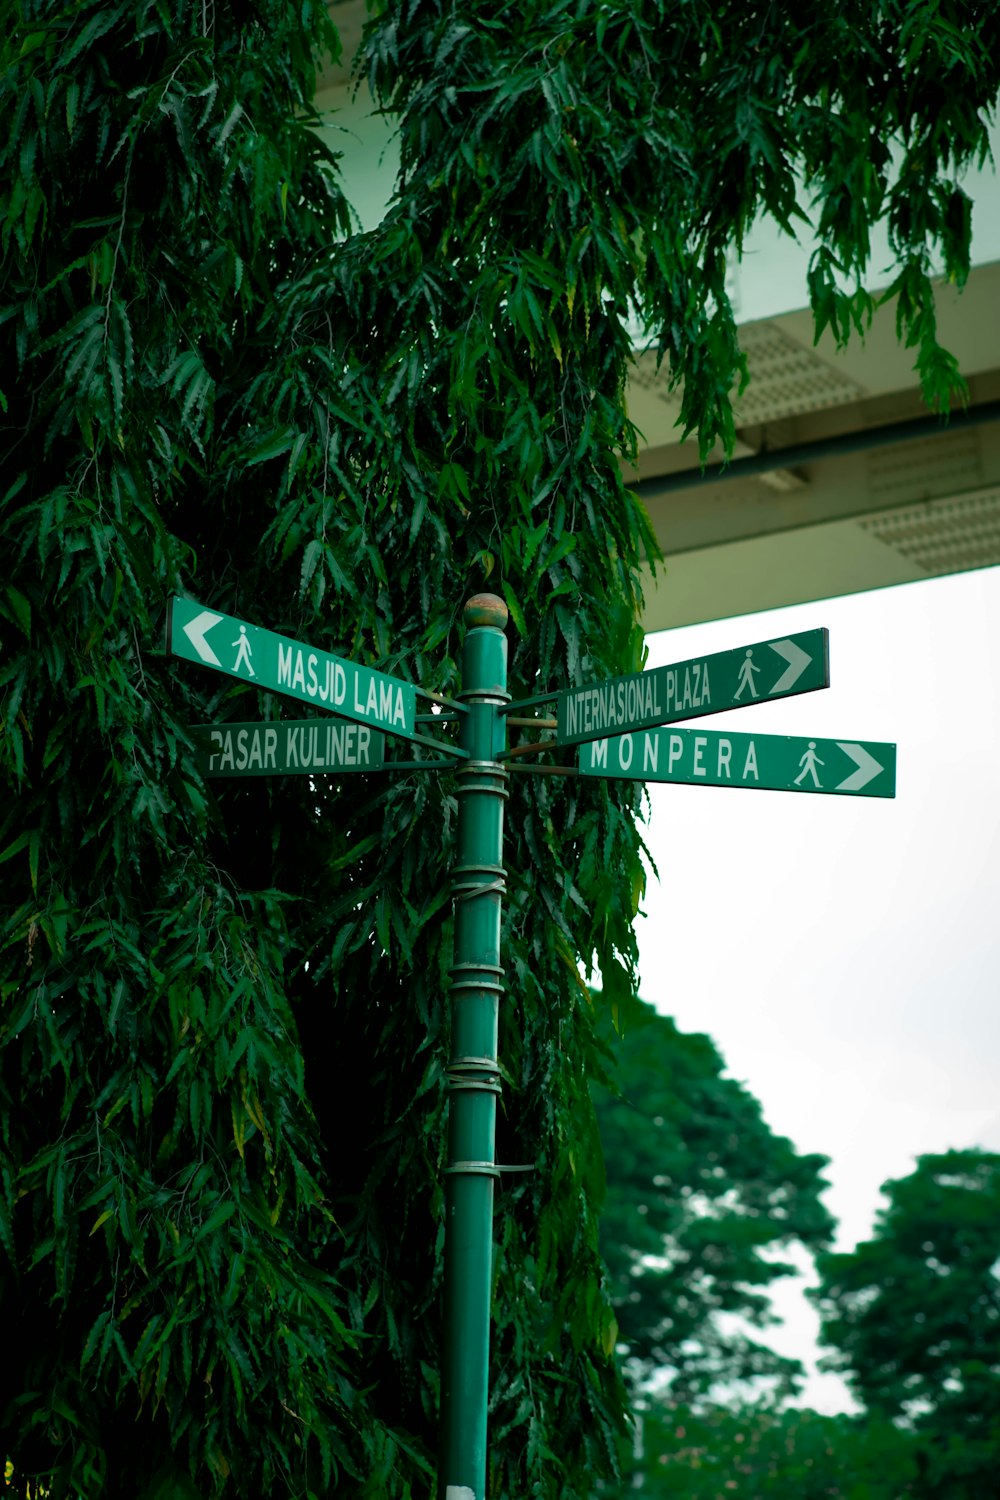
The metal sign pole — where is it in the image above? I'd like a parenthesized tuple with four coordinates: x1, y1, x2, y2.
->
(439, 594, 510, 1500)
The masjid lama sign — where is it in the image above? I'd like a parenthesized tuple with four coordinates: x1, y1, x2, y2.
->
(168, 597, 416, 740)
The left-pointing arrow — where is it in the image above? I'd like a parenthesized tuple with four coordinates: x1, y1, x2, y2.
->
(769, 638, 812, 694)
(835, 742, 884, 793)
(182, 609, 224, 666)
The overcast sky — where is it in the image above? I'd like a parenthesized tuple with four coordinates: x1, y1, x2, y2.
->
(636, 564, 1000, 1411)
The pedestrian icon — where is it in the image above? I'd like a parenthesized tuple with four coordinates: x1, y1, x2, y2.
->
(734, 649, 761, 701)
(232, 624, 255, 677)
(794, 740, 824, 787)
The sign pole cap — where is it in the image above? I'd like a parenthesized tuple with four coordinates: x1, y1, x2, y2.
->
(464, 594, 508, 631)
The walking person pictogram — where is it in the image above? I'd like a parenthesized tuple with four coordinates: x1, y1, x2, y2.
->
(794, 740, 824, 787)
(734, 649, 761, 701)
(232, 624, 255, 677)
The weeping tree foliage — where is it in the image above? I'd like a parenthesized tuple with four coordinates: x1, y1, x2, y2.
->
(594, 1001, 834, 1403)
(1, 0, 998, 1496)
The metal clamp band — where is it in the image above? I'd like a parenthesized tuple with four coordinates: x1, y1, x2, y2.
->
(454, 762, 510, 796)
(453, 880, 506, 903)
(451, 864, 506, 897)
(445, 1052, 501, 1094)
(457, 689, 512, 705)
(449, 982, 505, 1001)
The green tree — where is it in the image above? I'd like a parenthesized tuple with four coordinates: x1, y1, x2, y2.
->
(813, 1149, 1000, 1499)
(2, 1, 999, 1496)
(0, 5, 379, 1496)
(594, 1000, 834, 1401)
(633, 1401, 918, 1498)
(0, 2, 643, 1492)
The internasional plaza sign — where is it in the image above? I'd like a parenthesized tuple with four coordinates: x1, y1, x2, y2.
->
(556, 629, 828, 746)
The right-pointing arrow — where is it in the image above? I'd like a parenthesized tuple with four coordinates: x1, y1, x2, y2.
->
(182, 609, 224, 666)
(836, 742, 884, 792)
(769, 638, 812, 694)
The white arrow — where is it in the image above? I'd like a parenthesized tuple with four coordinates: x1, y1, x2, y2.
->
(835, 742, 884, 792)
(182, 609, 224, 666)
(768, 638, 811, 694)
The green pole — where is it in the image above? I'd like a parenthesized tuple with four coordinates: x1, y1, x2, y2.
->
(439, 593, 510, 1500)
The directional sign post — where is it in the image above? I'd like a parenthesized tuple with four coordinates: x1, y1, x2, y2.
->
(169, 596, 417, 741)
(192, 719, 385, 778)
(578, 725, 896, 797)
(167, 590, 898, 1500)
(556, 627, 829, 746)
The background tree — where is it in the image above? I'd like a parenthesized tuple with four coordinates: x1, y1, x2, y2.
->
(3, 0, 1000, 1496)
(632, 1401, 919, 1498)
(813, 1149, 1000, 1499)
(594, 999, 834, 1401)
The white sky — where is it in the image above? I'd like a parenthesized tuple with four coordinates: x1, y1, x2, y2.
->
(637, 564, 1000, 1411)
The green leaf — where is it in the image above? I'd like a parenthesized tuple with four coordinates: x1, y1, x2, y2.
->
(243, 427, 295, 465)
(501, 580, 526, 636)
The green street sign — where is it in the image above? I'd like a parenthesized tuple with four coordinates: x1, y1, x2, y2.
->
(556, 627, 829, 746)
(578, 725, 896, 798)
(169, 596, 417, 740)
(193, 719, 385, 778)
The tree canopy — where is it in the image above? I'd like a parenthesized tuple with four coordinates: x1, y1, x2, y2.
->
(2, 0, 999, 1496)
(594, 998, 833, 1402)
(633, 1401, 919, 1499)
(813, 1149, 1000, 1498)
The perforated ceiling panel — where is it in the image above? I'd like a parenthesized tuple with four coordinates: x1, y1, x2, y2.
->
(628, 320, 867, 435)
(867, 429, 983, 503)
(858, 487, 1000, 576)
(627, 350, 683, 414)
(731, 323, 866, 424)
